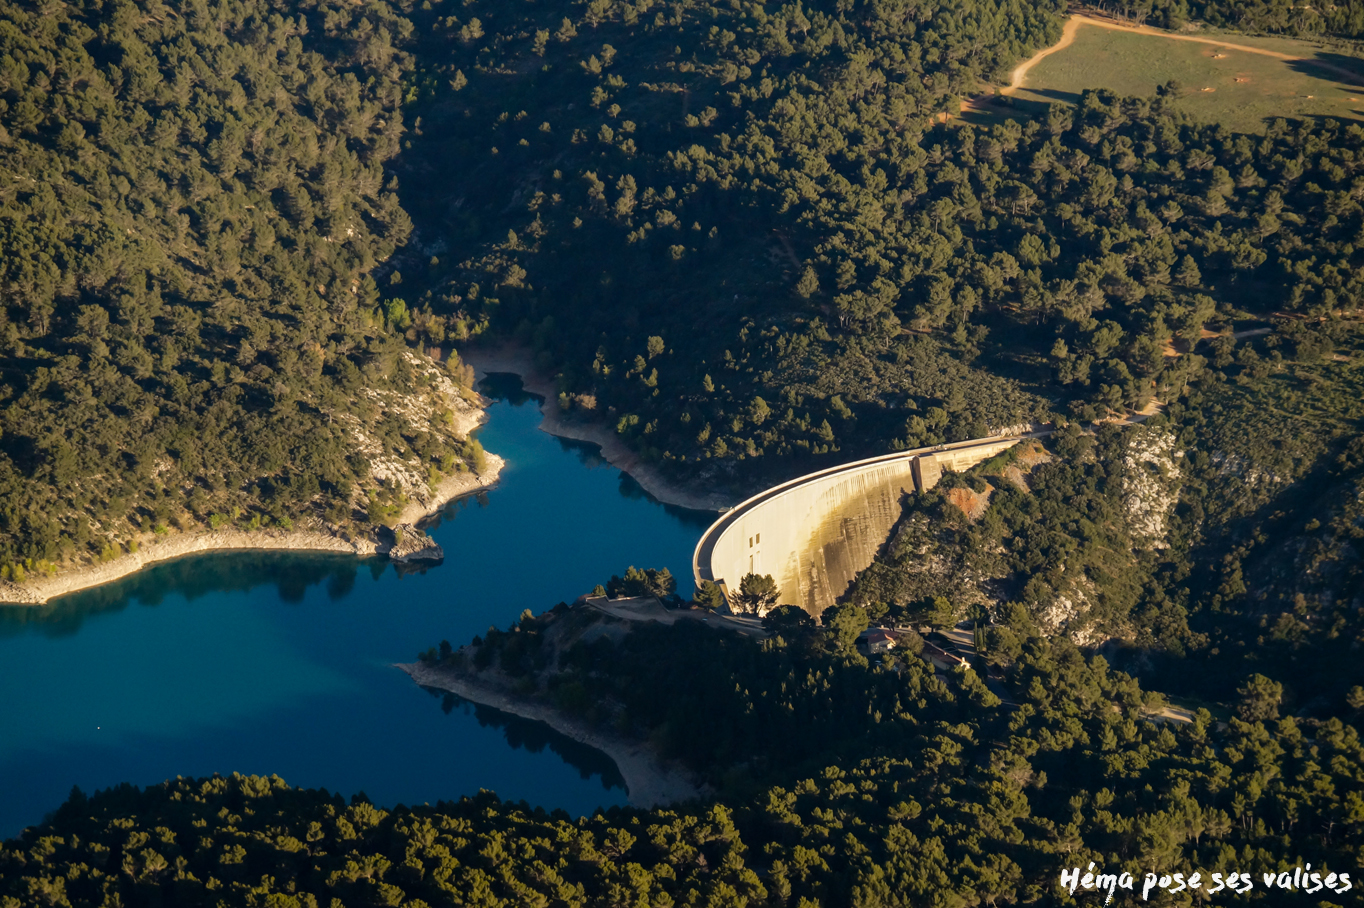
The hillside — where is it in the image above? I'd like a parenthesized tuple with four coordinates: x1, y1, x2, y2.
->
(8, 0, 1364, 572)
(3, 0, 1364, 902)
(6, 592, 1364, 905)
(388, 0, 1364, 503)
(0, 0, 488, 581)
(846, 317, 1364, 711)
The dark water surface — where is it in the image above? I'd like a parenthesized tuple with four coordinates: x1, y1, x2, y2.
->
(0, 376, 712, 836)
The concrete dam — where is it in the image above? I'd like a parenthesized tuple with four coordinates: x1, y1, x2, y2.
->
(692, 435, 1031, 615)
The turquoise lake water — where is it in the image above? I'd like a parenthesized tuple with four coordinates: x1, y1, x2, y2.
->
(0, 375, 713, 837)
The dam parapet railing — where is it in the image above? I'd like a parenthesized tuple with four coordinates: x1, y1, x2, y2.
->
(693, 431, 1050, 616)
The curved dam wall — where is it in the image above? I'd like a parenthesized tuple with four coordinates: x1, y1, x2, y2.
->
(693, 435, 1031, 616)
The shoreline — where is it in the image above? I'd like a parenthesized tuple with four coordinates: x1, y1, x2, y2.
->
(0, 457, 504, 608)
(397, 661, 709, 809)
(398, 452, 506, 526)
(461, 344, 732, 513)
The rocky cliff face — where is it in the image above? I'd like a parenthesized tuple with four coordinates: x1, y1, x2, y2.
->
(386, 525, 444, 563)
(848, 430, 1192, 648)
(1036, 577, 1103, 645)
(340, 351, 496, 521)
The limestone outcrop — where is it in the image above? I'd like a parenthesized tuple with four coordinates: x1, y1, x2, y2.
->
(386, 525, 444, 563)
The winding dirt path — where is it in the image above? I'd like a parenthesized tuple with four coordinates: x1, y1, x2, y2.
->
(1005, 13, 1363, 96)
(1006, 15, 1086, 94)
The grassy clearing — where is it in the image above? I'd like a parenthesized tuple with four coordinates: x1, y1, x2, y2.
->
(990, 25, 1364, 133)
(1238, 331, 1364, 430)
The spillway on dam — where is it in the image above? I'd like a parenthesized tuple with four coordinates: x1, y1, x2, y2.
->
(694, 437, 1026, 615)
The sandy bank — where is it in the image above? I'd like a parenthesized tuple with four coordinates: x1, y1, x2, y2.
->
(0, 458, 503, 607)
(461, 345, 731, 512)
(398, 661, 709, 809)
(0, 523, 379, 606)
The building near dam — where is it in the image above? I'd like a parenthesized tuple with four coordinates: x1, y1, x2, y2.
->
(692, 435, 1031, 616)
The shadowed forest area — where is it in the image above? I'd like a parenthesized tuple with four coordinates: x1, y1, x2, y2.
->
(387, 0, 1364, 507)
(4, 0, 1364, 565)
(6, 588, 1363, 905)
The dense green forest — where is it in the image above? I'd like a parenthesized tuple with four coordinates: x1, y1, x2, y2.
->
(392, 0, 1364, 500)
(840, 315, 1363, 704)
(1126, 0, 1364, 38)
(4, 0, 1364, 900)
(395, 0, 1067, 485)
(0, 0, 486, 581)
(8, 0, 1364, 573)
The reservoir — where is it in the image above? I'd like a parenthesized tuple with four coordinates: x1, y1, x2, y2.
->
(0, 375, 712, 837)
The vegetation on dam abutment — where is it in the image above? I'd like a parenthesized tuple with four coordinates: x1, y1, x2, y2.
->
(844, 309, 1364, 697)
(380, 348, 1364, 903)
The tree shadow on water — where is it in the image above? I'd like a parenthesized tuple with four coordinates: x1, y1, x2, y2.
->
(0, 552, 377, 639)
(478, 372, 536, 405)
(616, 473, 716, 529)
(555, 435, 609, 469)
(421, 489, 491, 533)
(477, 370, 714, 525)
(421, 686, 626, 792)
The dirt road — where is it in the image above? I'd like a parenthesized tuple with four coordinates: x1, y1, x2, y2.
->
(1005, 14, 1086, 94)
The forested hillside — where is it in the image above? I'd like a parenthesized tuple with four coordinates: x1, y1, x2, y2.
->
(10, 0, 1364, 574)
(845, 316, 1364, 713)
(392, 0, 1364, 497)
(1134, 0, 1364, 38)
(0, 0, 489, 581)
(396, 0, 1067, 485)
(4, 0, 1364, 903)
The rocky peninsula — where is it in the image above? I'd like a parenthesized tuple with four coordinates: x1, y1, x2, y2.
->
(0, 350, 506, 607)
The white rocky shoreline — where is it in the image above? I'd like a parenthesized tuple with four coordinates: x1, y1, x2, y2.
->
(0, 456, 503, 607)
